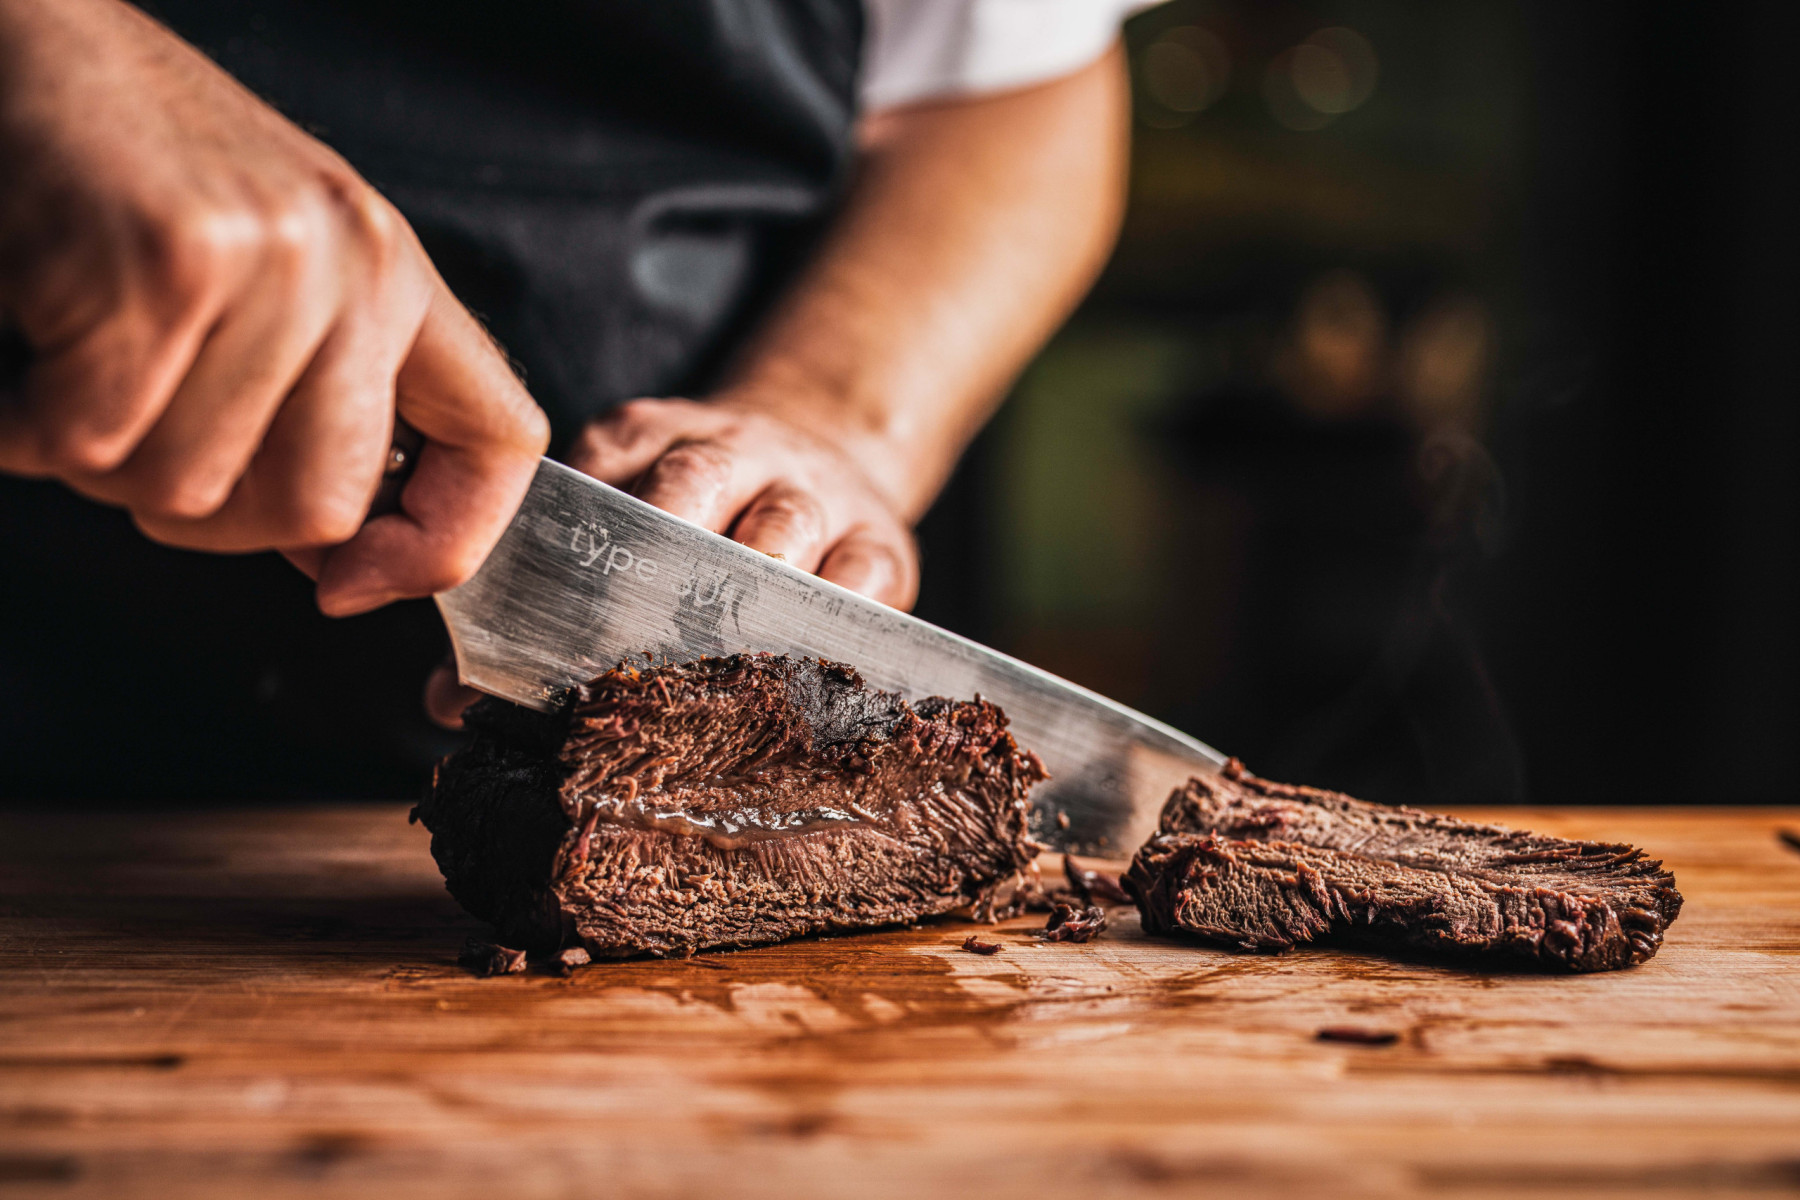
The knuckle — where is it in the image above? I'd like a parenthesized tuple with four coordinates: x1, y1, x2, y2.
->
(568, 413, 648, 480)
(478, 398, 551, 461)
(613, 398, 666, 426)
(847, 536, 904, 574)
(593, 398, 665, 445)
(414, 543, 488, 595)
(286, 495, 364, 547)
(895, 536, 921, 581)
(148, 207, 252, 302)
(851, 528, 918, 581)
(142, 473, 234, 522)
(257, 193, 339, 287)
(650, 440, 732, 488)
(565, 423, 606, 468)
(338, 183, 409, 271)
(262, 200, 319, 263)
(40, 424, 137, 475)
(851, 534, 918, 606)
(514, 401, 552, 454)
(751, 489, 826, 538)
(570, 420, 611, 456)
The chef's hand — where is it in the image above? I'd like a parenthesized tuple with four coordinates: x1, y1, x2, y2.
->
(419, 391, 919, 728)
(569, 394, 920, 607)
(0, 0, 549, 615)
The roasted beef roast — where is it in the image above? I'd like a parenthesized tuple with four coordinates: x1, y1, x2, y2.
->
(415, 654, 1045, 959)
(1124, 760, 1681, 971)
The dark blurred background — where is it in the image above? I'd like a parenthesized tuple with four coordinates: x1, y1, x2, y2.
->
(4, 0, 1791, 809)
(914, 0, 1799, 806)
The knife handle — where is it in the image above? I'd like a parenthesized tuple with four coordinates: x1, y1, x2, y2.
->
(368, 419, 424, 519)
(2, 320, 420, 525)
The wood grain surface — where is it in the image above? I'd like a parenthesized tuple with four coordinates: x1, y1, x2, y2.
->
(1, 805, 1797, 1199)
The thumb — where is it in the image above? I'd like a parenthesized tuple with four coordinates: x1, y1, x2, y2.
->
(424, 659, 482, 729)
(313, 284, 548, 615)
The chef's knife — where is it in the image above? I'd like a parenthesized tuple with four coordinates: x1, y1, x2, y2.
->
(437, 458, 1225, 853)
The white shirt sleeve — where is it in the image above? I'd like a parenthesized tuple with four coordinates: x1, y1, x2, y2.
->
(860, 0, 1154, 112)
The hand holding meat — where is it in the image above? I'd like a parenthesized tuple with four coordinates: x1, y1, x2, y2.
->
(0, 0, 548, 614)
(568, 392, 920, 608)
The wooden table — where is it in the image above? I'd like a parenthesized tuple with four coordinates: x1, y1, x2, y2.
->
(1, 805, 1797, 1198)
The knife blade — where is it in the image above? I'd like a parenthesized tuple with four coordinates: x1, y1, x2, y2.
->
(438, 458, 1224, 853)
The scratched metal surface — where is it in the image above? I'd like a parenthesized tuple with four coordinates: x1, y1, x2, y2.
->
(437, 459, 1226, 852)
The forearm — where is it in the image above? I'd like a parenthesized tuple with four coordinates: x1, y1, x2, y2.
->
(718, 45, 1131, 523)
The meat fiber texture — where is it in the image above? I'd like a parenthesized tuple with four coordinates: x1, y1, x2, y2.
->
(415, 654, 1046, 959)
(1123, 760, 1682, 972)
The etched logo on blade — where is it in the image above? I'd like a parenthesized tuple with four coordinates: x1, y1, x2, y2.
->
(569, 521, 661, 584)
(564, 517, 755, 658)
(675, 572, 740, 609)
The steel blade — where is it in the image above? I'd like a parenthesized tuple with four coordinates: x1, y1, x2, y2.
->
(437, 459, 1225, 851)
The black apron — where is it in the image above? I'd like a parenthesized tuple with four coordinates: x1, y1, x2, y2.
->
(0, 0, 863, 800)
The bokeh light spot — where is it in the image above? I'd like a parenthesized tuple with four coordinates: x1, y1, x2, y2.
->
(1139, 25, 1231, 127)
(1264, 50, 1334, 131)
(1264, 26, 1378, 130)
(1291, 43, 1354, 114)
(1302, 27, 1379, 113)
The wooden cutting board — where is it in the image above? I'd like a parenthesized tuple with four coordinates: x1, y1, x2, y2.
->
(1, 805, 1797, 1199)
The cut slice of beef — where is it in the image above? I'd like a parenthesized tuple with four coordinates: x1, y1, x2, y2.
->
(1123, 759, 1681, 972)
(414, 654, 1045, 959)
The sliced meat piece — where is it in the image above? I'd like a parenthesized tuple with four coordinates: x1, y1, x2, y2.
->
(1038, 901, 1107, 943)
(415, 654, 1045, 959)
(1123, 760, 1681, 972)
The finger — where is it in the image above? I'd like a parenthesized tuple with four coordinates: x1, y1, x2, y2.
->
(138, 189, 425, 554)
(424, 660, 482, 729)
(0, 209, 253, 477)
(0, 277, 222, 479)
(630, 438, 751, 530)
(75, 219, 340, 520)
(133, 284, 407, 553)
(313, 282, 549, 615)
(818, 528, 919, 610)
(281, 547, 326, 579)
(565, 398, 691, 485)
(729, 483, 832, 572)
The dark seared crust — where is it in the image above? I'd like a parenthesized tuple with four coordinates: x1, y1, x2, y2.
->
(416, 654, 1045, 958)
(1123, 759, 1682, 972)
(415, 703, 575, 950)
